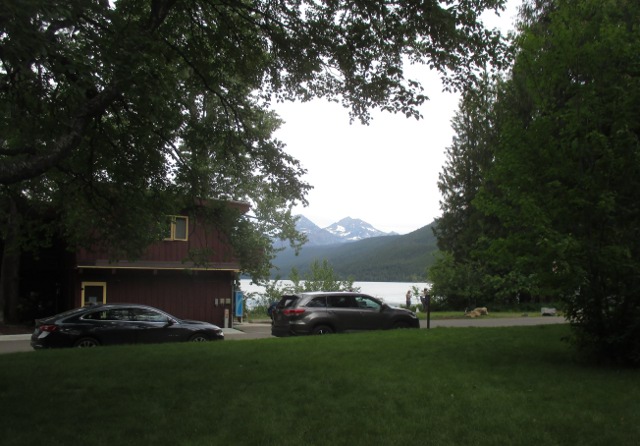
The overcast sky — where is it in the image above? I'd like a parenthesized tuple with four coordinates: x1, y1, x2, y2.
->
(273, 1, 521, 234)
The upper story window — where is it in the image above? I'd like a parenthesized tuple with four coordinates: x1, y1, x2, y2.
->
(165, 215, 189, 241)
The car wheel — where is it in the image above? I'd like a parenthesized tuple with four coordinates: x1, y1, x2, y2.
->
(312, 325, 334, 335)
(74, 337, 99, 348)
(189, 333, 210, 342)
(393, 320, 411, 329)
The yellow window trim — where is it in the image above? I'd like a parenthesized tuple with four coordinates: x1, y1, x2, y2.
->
(164, 215, 189, 242)
(81, 281, 107, 306)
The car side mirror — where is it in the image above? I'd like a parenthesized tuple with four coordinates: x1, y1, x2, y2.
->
(381, 304, 389, 312)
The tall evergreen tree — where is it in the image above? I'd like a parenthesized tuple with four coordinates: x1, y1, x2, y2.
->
(429, 74, 501, 308)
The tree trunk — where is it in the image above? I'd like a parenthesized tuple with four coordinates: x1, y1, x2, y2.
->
(0, 196, 21, 323)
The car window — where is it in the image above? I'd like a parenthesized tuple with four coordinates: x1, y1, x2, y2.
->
(81, 310, 106, 321)
(327, 295, 355, 308)
(106, 309, 133, 320)
(305, 296, 326, 308)
(83, 309, 131, 321)
(130, 308, 169, 322)
(355, 296, 381, 310)
(277, 296, 298, 309)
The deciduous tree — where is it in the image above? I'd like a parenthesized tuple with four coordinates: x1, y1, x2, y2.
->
(476, 0, 640, 365)
(0, 0, 507, 322)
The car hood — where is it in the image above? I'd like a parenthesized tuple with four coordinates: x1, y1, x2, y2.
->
(388, 307, 418, 317)
(179, 319, 221, 329)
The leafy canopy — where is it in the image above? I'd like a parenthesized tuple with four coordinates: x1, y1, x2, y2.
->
(0, 0, 507, 280)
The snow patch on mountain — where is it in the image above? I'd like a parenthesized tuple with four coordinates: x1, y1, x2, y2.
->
(295, 215, 392, 246)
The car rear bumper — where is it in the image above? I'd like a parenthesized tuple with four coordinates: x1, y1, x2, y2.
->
(271, 323, 317, 337)
(271, 325, 293, 337)
(30, 331, 69, 349)
(30, 336, 70, 349)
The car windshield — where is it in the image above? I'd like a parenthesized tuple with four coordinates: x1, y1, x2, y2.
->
(355, 296, 382, 310)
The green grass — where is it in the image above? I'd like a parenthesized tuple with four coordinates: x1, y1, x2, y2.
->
(1, 325, 638, 446)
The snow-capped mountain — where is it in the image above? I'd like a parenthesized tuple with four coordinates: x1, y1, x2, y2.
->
(325, 217, 388, 242)
(295, 215, 391, 246)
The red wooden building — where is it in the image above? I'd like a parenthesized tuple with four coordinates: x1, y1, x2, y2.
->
(65, 200, 249, 327)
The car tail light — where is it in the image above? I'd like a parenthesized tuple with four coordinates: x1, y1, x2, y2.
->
(38, 324, 59, 332)
(282, 308, 306, 316)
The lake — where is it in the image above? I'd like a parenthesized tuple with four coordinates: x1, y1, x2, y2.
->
(239, 279, 430, 306)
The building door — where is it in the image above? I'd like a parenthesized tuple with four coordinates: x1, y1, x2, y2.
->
(81, 282, 107, 306)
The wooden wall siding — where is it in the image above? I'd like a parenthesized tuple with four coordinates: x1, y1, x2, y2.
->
(145, 221, 235, 263)
(77, 219, 237, 265)
(73, 269, 234, 325)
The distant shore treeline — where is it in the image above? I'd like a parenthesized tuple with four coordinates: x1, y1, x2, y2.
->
(270, 222, 438, 282)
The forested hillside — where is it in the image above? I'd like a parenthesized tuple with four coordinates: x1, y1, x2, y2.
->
(271, 222, 438, 281)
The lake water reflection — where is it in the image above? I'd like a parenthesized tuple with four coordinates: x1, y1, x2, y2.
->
(239, 279, 429, 306)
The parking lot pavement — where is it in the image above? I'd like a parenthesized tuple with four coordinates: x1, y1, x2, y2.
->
(0, 318, 566, 354)
(0, 334, 31, 340)
(0, 335, 32, 354)
(225, 323, 273, 340)
(228, 317, 567, 338)
(0, 328, 271, 353)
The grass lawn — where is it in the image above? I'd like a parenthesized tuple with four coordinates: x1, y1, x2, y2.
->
(1, 325, 638, 446)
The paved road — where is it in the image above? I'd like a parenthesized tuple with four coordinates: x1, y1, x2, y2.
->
(427, 316, 566, 328)
(0, 317, 566, 354)
(0, 336, 34, 354)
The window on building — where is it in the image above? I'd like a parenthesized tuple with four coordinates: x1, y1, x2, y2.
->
(165, 215, 189, 241)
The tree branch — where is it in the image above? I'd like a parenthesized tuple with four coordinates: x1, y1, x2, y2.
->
(0, 86, 122, 185)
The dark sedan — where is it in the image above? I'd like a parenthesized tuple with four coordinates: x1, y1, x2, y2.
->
(31, 304, 224, 349)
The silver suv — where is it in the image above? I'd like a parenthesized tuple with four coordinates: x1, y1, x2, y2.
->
(271, 291, 420, 336)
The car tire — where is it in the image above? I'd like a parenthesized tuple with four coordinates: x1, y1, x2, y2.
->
(74, 337, 100, 348)
(312, 325, 334, 335)
(189, 333, 210, 342)
(393, 320, 411, 329)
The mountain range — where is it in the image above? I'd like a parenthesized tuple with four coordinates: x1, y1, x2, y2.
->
(295, 215, 396, 246)
(271, 216, 439, 282)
